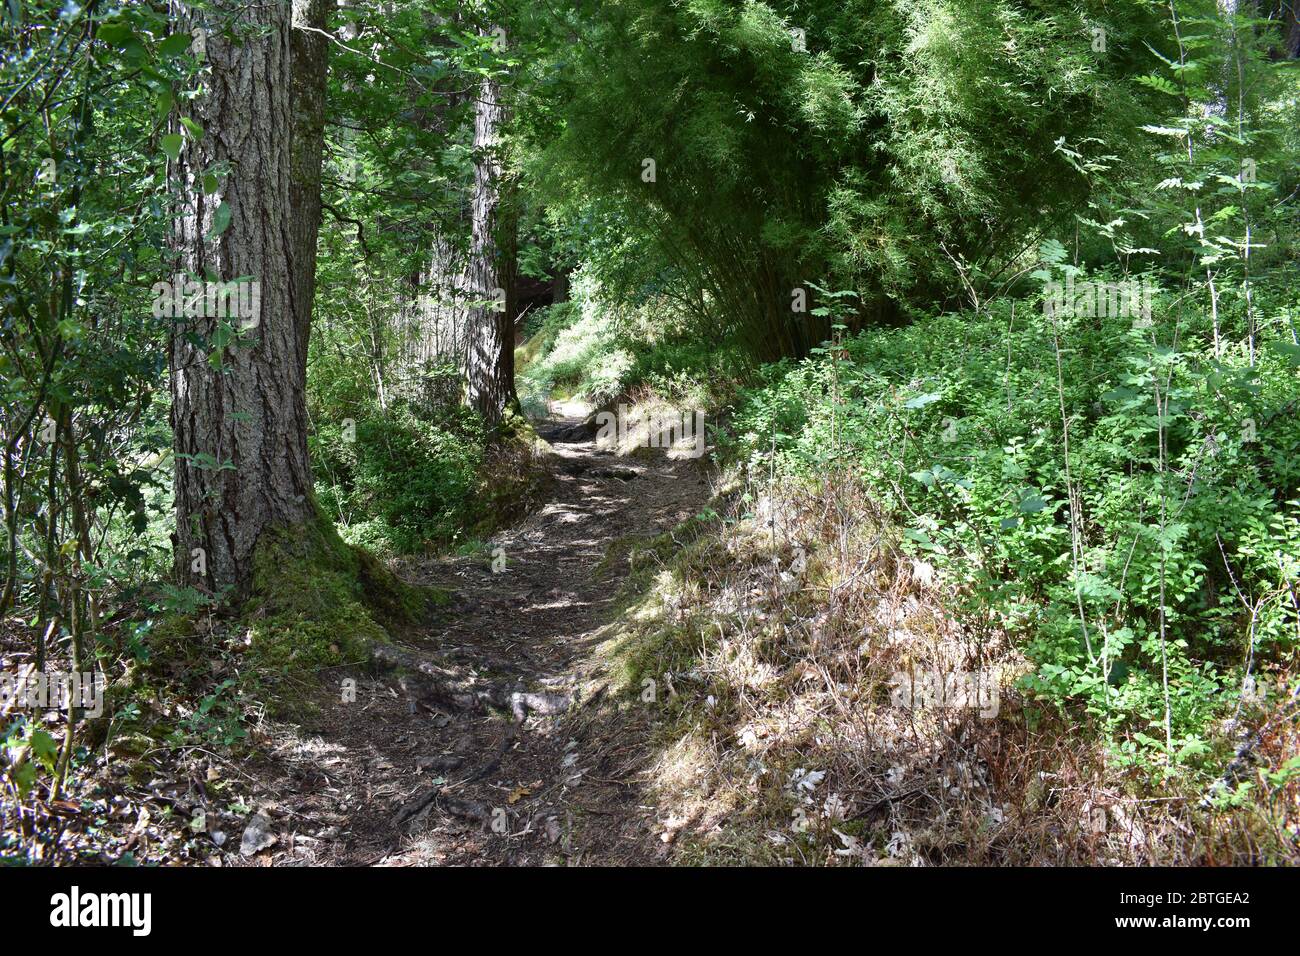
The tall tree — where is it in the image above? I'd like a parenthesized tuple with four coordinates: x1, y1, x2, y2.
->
(462, 24, 519, 426)
(170, 0, 329, 599)
(395, 12, 473, 400)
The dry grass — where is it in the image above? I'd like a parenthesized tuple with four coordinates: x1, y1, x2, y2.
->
(595, 466, 1300, 865)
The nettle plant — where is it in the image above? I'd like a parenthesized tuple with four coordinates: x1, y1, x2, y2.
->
(731, 254, 1298, 774)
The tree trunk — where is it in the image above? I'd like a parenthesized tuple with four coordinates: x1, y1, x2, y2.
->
(393, 12, 472, 400)
(403, 227, 469, 393)
(1262, 0, 1300, 59)
(290, 1, 330, 376)
(462, 35, 518, 427)
(170, 0, 329, 599)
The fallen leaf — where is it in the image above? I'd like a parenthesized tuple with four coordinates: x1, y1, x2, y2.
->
(239, 812, 276, 857)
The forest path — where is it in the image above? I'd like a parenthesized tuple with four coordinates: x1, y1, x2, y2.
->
(266, 418, 711, 866)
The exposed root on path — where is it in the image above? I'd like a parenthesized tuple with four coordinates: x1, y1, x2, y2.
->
(367, 641, 572, 721)
(226, 414, 713, 866)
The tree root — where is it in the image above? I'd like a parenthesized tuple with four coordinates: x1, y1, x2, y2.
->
(367, 640, 571, 834)
(367, 641, 568, 720)
(392, 724, 518, 830)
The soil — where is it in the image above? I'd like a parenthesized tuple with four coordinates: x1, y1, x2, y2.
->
(245, 418, 712, 866)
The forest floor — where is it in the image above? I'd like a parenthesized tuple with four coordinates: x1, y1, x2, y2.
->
(243, 416, 712, 866)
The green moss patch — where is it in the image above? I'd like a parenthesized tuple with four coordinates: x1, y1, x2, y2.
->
(244, 511, 446, 674)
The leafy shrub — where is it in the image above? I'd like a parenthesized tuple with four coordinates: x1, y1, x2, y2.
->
(312, 400, 486, 554)
(517, 271, 636, 409)
(518, 266, 751, 413)
(727, 277, 1300, 771)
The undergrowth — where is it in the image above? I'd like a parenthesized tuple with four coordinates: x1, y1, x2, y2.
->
(583, 279, 1300, 865)
(592, 464, 1299, 865)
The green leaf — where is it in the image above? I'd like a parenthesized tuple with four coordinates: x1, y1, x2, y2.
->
(1039, 238, 1068, 264)
(1018, 491, 1047, 514)
(903, 528, 940, 552)
(158, 33, 193, 57)
(1140, 125, 1189, 138)
(29, 728, 58, 768)
(1135, 74, 1179, 97)
(97, 21, 134, 46)
(160, 134, 183, 162)
(11, 761, 36, 795)
(209, 201, 232, 238)
(180, 117, 204, 141)
(1269, 341, 1300, 367)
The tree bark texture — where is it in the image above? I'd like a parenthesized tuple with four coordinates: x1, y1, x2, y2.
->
(462, 35, 518, 427)
(170, 0, 329, 599)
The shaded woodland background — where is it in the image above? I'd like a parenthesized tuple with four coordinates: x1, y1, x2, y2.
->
(2, 0, 1299, 864)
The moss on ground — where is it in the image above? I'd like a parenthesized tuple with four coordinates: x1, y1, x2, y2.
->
(143, 613, 208, 672)
(244, 509, 448, 674)
(591, 511, 727, 699)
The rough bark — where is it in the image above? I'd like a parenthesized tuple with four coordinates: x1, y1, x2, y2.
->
(1262, 0, 1300, 58)
(462, 35, 519, 427)
(290, 0, 330, 376)
(387, 13, 472, 403)
(170, 0, 329, 599)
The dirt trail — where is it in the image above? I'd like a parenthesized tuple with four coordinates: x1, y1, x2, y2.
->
(260, 418, 710, 865)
